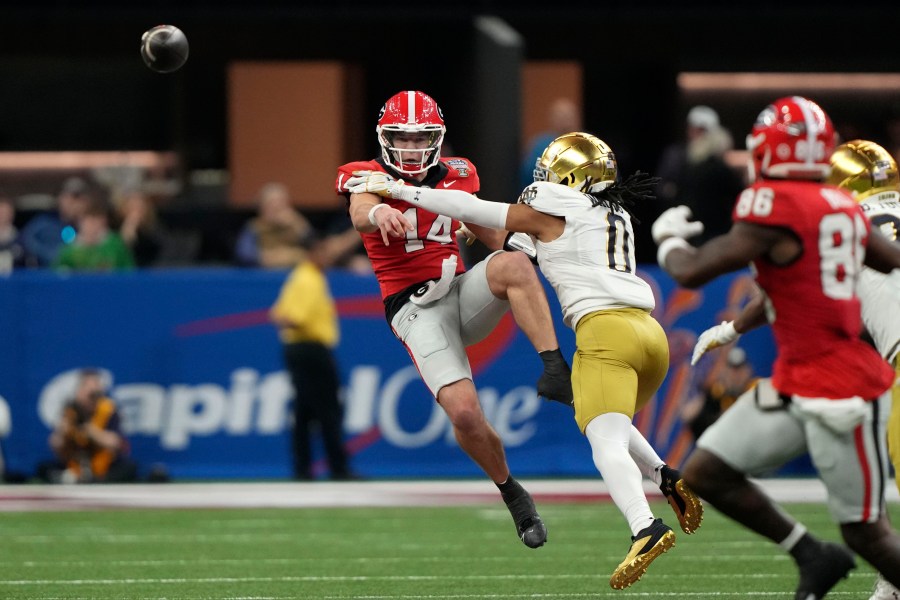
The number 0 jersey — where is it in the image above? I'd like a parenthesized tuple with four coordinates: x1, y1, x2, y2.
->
(520, 181, 655, 329)
(733, 180, 893, 399)
(336, 157, 477, 301)
(859, 190, 900, 363)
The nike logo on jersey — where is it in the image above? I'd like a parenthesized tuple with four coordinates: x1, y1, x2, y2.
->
(441, 180, 457, 188)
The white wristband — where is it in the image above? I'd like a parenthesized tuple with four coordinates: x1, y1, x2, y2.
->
(657, 237, 691, 268)
(367, 203, 388, 227)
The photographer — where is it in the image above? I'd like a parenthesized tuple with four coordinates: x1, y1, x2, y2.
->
(40, 369, 137, 483)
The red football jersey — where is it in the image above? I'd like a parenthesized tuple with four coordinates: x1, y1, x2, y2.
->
(733, 180, 893, 399)
(336, 158, 479, 300)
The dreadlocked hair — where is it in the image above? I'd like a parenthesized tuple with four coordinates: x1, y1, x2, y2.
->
(588, 170, 660, 223)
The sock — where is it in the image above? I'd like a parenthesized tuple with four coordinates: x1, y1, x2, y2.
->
(779, 524, 819, 564)
(586, 413, 655, 536)
(627, 425, 665, 485)
(651, 465, 664, 487)
(496, 475, 523, 501)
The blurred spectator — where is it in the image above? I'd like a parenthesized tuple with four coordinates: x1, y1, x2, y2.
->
(0, 194, 27, 273)
(518, 98, 582, 190)
(38, 369, 138, 484)
(656, 106, 744, 242)
(235, 182, 315, 268)
(270, 249, 356, 481)
(20, 176, 90, 266)
(682, 347, 756, 440)
(53, 197, 135, 272)
(309, 219, 368, 273)
(116, 188, 170, 267)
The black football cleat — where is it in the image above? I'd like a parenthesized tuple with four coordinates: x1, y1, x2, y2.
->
(502, 485, 548, 548)
(794, 540, 856, 600)
(659, 465, 704, 534)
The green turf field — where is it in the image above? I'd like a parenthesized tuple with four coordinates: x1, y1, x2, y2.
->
(0, 501, 888, 599)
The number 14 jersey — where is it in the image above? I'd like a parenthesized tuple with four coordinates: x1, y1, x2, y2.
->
(734, 180, 893, 400)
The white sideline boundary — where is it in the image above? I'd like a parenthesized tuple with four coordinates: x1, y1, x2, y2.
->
(0, 478, 897, 512)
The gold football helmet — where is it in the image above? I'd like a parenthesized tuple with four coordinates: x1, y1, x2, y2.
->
(534, 132, 617, 193)
(827, 139, 900, 201)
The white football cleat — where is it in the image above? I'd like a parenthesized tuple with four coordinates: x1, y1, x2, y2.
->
(870, 574, 900, 600)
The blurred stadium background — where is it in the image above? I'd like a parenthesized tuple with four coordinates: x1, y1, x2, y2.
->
(2, 3, 899, 598)
(0, 0, 897, 486)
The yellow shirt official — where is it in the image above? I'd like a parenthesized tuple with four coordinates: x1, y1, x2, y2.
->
(270, 261, 339, 347)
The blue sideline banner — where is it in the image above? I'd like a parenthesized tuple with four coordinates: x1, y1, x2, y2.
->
(0, 267, 776, 480)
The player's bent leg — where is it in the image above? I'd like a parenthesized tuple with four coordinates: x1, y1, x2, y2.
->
(803, 392, 895, 587)
(484, 250, 572, 405)
(625, 425, 703, 534)
(484, 251, 556, 351)
(840, 517, 900, 588)
(438, 379, 547, 549)
(438, 379, 507, 481)
(586, 413, 675, 587)
(792, 538, 857, 600)
(683, 448, 795, 542)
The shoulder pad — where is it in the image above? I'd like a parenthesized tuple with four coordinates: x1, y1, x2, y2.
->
(442, 157, 477, 178)
(517, 181, 587, 217)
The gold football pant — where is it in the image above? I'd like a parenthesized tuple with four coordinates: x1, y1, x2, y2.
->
(573, 308, 669, 433)
(889, 356, 900, 495)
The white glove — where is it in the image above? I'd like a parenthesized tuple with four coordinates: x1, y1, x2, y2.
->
(410, 255, 458, 306)
(652, 205, 705, 244)
(346, 170, 406, 198)
(691, 320, 739, 365)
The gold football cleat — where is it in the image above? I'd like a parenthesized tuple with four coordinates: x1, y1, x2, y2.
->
(609, 518, 675, 590)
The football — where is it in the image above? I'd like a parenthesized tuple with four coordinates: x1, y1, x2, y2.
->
(140, 25, 189, 74)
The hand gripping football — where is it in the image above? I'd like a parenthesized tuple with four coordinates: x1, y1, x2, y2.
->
(140, 25, 189, 74)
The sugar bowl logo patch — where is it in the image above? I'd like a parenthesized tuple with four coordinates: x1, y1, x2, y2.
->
(446, 159, 470, 177)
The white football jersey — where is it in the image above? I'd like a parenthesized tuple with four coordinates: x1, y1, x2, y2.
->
(859, 190, 900, 362)
(520, 181, 655, 329)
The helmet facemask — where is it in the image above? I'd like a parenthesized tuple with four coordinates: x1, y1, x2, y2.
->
(377, 126, 445, 175)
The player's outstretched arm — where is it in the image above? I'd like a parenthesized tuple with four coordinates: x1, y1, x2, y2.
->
(346, 170, 559, 239)
(656, 215, 779, 289)
(690, 292, 767, 365)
